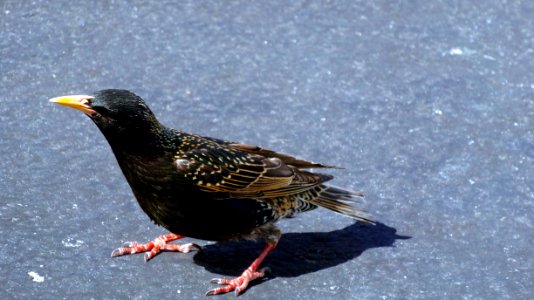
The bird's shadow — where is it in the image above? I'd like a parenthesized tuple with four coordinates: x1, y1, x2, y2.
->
(193, 221, 410, 279)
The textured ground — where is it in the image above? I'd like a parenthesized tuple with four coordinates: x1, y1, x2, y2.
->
(1, 1, 533, 299)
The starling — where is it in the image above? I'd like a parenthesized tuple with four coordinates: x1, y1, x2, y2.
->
(50, 89, 372, 296)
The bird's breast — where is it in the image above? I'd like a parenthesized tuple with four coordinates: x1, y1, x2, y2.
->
(115, 152, 186, 214)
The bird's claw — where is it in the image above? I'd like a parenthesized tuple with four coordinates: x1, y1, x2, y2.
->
(110, 241, 140, 257)
(206, 267, 269, 296)
(110, 234, 199, 260)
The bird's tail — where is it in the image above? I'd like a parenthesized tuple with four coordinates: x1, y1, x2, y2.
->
(308, 185, 374, 224)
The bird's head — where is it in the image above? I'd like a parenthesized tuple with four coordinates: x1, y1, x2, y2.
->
(50, 89, 163, 149)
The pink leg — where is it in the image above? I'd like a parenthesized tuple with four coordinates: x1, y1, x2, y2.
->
(111, 233, 200, 261)
(206, 242, 277, 296)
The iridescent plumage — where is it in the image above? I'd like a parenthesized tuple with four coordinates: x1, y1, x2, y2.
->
(50, 89, 372, 296)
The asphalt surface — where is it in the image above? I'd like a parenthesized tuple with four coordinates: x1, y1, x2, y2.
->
(1, 1, 533, 299)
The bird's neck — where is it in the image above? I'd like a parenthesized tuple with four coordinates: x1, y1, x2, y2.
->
(99, 123, 176, 156)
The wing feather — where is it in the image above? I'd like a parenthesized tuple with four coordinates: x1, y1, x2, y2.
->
(175, 140, 328, 197)
(172, 134, 371, 222)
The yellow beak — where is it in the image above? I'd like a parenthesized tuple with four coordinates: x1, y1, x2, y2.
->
(49, 95, 96, 115)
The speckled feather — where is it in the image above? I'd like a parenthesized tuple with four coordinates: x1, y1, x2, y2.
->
(51, 89, 372, 295)
(74, 90, 372, 241)
(113, 129, 371, 240)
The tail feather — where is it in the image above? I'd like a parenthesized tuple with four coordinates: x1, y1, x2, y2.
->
(308, 185, 374, 224)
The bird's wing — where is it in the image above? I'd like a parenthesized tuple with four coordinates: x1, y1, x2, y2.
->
(174, 141, 331, 198)
(227, 143, 340, 169)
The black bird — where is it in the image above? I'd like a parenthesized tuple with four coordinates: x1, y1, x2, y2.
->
(50, 89, 372, 296)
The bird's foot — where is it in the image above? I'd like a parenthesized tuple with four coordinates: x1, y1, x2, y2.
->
(206, 242, 277, 296)
(110, 233, 200, 261)
(206, 267, 270, 296)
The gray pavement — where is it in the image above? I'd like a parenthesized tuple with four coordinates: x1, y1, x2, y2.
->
(1, 1, 532, 299)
